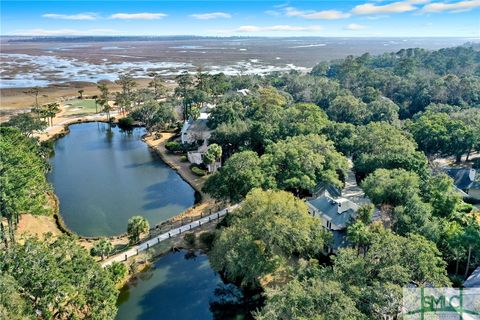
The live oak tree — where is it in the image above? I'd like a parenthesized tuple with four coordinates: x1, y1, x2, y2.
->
(365, 97, 400, 124)
(209, 120, 251, 158)
(258, 226, 449, 320)
(352, 122, 428, 178)
(321, 121, 357, 156)
(0, 127, 51, 246)
(406, 111, 476, 161)
(0, 236, 118, 320)
(0, 274, 32, 320)
(203, 151, 267, 202)
(280, 103, 329, 137)
(422, 173, 461, 217)
(393, 195, 440, 242)
(326, 93, 369, 125)
(261, 134, 348, 195)
(3, 112, 47, 137)
(204, 134, 348, 200)
(256, 277, 362, 320)
(207, 94, 248, 129)
(130, 100, 176, 132)
(209, 189, 331, 288)
(361, 168, 421, 207)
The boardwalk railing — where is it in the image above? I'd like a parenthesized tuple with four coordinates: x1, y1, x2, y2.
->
(101, 204, 239, 267)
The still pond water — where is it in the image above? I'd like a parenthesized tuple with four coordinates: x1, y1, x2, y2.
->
(48, 122, 195, 237)
(116, 251, 222, 320)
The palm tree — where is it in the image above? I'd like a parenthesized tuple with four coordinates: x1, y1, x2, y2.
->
(45, 102, 60, 126)
(202, 144, 222, 173)
(91, 238, 114, 260)
(127, 216, 149, 244)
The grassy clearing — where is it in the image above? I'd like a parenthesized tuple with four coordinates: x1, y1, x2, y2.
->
(62, 99, 98, 117)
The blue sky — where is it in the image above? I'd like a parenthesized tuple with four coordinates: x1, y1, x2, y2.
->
(1, 1, 479, 37)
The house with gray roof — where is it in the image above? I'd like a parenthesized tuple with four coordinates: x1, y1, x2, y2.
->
(464, 266, 480, 288)
(444, 168, 480, 201)
(307, 188, 359, 252)
(181, 112, 211, 145)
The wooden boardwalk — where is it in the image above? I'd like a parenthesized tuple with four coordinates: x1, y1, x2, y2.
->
(101, 204, 239, 267)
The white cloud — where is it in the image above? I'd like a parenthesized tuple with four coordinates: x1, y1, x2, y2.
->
(352, 1, 418, 14)
(109, 13, 167, 20)
(421, 0, 480, 13)
(365, 15, 390, 20)
(265, 10, 281, 16)
(345, 23, 368, 30)
(13, 28, 119, 36)
(236, 25, 322, 32)
(407, 0, 431, 3)
(285, 7, 351, 19)
(42, 13, 97, 20)
(190, 12, 231, 20)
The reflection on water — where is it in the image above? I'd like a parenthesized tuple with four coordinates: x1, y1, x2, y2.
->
(116, 251, 220, 320)
(47, 122, 195, 237)
(116, 251, 260, 320)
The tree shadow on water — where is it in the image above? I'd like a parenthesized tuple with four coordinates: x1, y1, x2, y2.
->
(142, 173, 195, 211)
(132, 252, 219, 320)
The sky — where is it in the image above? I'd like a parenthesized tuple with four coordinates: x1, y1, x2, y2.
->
(1, 0, 479, 37)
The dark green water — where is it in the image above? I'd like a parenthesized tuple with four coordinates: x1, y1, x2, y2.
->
(116, 251, 222, 320)
(47, 122, 195, 237)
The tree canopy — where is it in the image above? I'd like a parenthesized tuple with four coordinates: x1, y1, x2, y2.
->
(0, 236, 119, 319)
(0, 127, 52, 245)
(209, 189, 330, 287)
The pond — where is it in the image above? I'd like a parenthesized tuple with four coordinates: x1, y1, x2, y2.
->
(47, 122, 196, 237)
(116, 251, 220, 320)
(116, 250, 254, 320)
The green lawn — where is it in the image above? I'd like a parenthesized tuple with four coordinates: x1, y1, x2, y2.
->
(62, 99, 99, 117)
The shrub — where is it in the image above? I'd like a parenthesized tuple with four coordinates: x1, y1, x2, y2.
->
(106, 261, 128, 284)
(180, 155, 188, 162)
(118, 116, 134, 130)
(184, 233, 196, 246)
(199, 232, 216, 250)
(191, 166, 207, 176)
(165, 141, 183, 152)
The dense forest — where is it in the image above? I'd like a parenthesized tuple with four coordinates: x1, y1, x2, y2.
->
(201, 45, 480, 319)
(1, 45, 480, 319)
